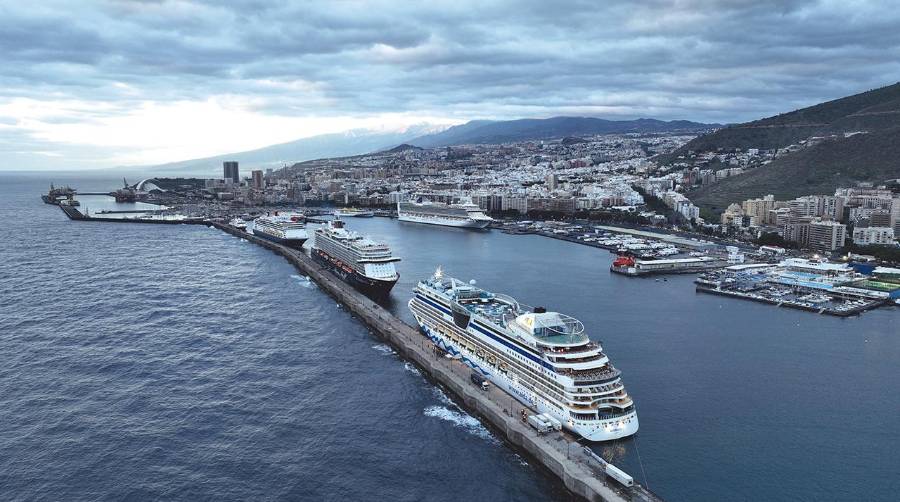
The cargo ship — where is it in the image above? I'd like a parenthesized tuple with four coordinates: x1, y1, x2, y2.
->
(247, 212, 308, 248)
(311, 219, 400, 297)
(397, 198, 493, 229)
(409, 269, 638, 441)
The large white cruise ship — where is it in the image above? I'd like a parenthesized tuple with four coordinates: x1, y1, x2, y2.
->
(409, 269, 638, 441)
(311, 219, 400, 297)
(247, 212, 309, 248)
(397, 198, 493, 229)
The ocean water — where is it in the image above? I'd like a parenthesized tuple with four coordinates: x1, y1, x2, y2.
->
(1, 173, 571, 502)
(2, 172, 899, 501)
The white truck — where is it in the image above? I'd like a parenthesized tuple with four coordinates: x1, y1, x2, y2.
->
(541, 413, 562, 431)
(604, 464, 634, 488)
(526, 414, 552, 434)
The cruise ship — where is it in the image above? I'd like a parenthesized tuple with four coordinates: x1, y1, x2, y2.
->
(311, 220, 400, 297)
(334, 207, 374, 218)
(397, 198, 493, 229)
(409, 269, 638, 441)
(247, 212, 308, 248)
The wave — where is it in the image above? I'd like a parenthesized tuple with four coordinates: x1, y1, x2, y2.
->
(403, 362, 421, 376)
(371, 344, 396, 356)
(431, 387, 455, 407)
(423, 405, 496, 442)
(290, 274, 316, 288)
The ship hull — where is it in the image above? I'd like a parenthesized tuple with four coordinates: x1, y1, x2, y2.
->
(250, 229, 307, 249)
(335, 211, 374, 218)
(312, 248, 398, 297)
(398, 213, 491, 229)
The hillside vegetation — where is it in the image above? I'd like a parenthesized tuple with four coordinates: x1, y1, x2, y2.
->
(673, 82, 900, 212)
(669, 82, 900, 157)
(690, 127, 900, 213)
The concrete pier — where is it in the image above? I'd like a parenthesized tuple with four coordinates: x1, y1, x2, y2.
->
(210, 221, 663, 502)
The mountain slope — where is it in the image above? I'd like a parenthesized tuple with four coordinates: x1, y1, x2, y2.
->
(667, 82, 900, 158)
(139, 124, 449, 175)
(407, 116, 719, 148)
(674, 82, 900, 213)
(690, 127, 900, 213)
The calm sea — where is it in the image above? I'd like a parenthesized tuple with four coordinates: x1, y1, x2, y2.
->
(2, 171, 898, 501)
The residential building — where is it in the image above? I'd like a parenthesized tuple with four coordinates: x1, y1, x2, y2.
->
(853, 227, 895, 246)
(741, 195, 775, 224)
(807, 220, 847, 253)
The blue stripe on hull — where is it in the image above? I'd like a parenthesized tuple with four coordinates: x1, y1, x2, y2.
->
(420, 325, 491, 376)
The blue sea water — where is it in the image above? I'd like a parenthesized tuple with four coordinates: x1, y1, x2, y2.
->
(2, 171, 898, 501)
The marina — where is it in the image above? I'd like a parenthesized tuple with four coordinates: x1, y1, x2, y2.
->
(695, 259, 899, 316)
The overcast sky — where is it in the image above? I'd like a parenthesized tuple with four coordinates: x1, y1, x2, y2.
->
(2, 0, 899, 170)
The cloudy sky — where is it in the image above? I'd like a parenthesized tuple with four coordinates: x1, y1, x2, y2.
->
(2, 0, 899, 170)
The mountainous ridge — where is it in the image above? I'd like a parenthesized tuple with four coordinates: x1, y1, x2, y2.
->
(406, 116, 721, 148)
(690, 127, 900, 213)
(135, 125, 450, 175)
(136, 116, 720, 174)
(667, 82, 900, 158)
(675, 82, 900, 214)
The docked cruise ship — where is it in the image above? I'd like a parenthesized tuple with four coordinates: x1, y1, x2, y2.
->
(409, 269, 638, 441)
(311, 220, 400, 296)
(334, 207, 374, 218)
(247, 212, 308, 248)
(397, 198, 493, 229)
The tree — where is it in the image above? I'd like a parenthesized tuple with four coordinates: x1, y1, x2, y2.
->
(756, 232, 797, 249)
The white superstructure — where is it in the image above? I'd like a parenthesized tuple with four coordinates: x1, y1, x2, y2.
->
(409, 269, 638, 441)
(397, 198, 493, 229)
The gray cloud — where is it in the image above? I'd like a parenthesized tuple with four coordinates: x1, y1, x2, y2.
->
(2, 0, 900, 169)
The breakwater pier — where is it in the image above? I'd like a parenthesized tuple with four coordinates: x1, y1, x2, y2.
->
(54, 202, 662, 502)
(213, 221, 662, 502)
